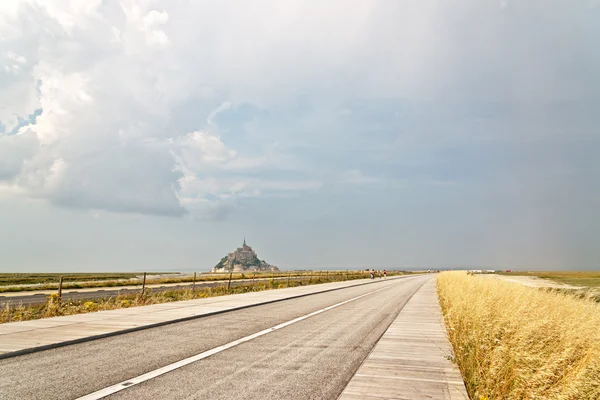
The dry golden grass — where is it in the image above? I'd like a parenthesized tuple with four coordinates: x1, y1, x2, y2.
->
(437, 271, 600, 400)
(0, 270, 408, 293)
(0, 272, 377, 324)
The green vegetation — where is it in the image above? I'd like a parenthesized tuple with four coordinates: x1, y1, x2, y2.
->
(0, 270, 412, 293)
(213, 257, 228, 270)
(498, 271, 600, 303)
(0, 272, 273, 292)
(0, 272, 174, 292)
(0, 273, 162, 286)
(498, 271, 600, 288)
(250, 254, 261, 266)
(0, 270, 411, 324)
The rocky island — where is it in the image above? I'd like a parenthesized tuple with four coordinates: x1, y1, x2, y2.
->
(211, 239, 280, 272)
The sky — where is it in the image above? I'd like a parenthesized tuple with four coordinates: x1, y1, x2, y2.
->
(0, 0, 599, 272)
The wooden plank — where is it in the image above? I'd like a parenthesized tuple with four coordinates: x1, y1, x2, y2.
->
(338, 277, 469, 400)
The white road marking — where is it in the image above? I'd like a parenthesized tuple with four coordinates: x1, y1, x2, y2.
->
(75, 284, 392, 400)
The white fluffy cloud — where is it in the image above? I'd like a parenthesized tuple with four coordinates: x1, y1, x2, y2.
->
(0, 0, 598, 217)
(0, 0, 194, 215)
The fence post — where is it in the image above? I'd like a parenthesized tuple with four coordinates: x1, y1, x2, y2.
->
(309, 270, 312, 284)
(252, 273, 256, 284)
(326, 270, 329, 281)
(141, 272, 147, 295)
(287, 271, 291, 287)
(192, 272, 197, 291)
(227, 271, 233, 292)
(57, 276, 64, 306)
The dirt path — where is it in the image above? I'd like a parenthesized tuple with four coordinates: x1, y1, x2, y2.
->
(484, 274, 584, 289)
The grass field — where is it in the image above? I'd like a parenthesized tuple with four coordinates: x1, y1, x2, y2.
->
(498, 271, 600, 288)
(438, 272, 600, 400)
(0, 271, 389, 324)
(0, 272, 183, 293)
(0, 270, 405, 293)
(0, 273, 168, 286)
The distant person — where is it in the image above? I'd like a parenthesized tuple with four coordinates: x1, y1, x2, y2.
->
(383, 269, 387, 279)
(370, 269, 374, 279)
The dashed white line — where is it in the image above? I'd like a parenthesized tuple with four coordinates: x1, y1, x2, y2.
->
(75, 285, 391, 400)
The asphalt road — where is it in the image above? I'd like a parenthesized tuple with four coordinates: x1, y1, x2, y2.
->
(0, 277, 317, 307)
(0, 274, 431, 400)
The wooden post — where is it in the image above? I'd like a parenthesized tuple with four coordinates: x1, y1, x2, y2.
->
(192, 272, 197, 291)
(346, 269, 348, 280)
(326, 270, 329, 281)
(227, 271, 233, 292)
(309, 270, 312, 284)
(252, 273, 256, 284)
(287, 271, 291, 287)
(57, 276, 64, 305)
(141, 272, 147, 295)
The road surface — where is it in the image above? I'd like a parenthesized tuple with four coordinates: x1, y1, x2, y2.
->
(0, 274, 430, 400)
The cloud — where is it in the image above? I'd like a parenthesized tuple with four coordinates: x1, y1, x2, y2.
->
(51, 143, 185, 216)
(0, 0, 598, 220)
(338, 170, 382, 185)
(173, 131, 237, 169)
(0, 129, 39, 180)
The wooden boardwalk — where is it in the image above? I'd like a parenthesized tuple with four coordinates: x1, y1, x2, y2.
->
(339, 277, 469, 400)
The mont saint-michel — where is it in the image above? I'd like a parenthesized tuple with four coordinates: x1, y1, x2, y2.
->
(211, 239, 280, 272)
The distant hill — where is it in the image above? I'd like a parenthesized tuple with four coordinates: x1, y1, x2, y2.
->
(211, 239, 279, 272)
